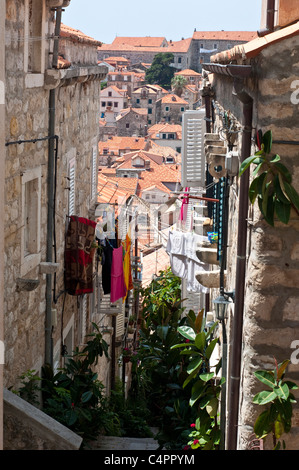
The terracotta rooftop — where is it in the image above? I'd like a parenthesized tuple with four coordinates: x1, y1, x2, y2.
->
(193, 30, 258, 42)
(98, 136, 147, 155)
(99, 37, 192, 54)
(160, 94, 189, 105)
(60, 24, 102, 46)
(147, 123, 182, 139)
(116, 107, 148, 120)
(111, 36, 168, 48)
(175, 68, 201, 76)
(98, 149, 180, 202)
(210, 21, 299, 63)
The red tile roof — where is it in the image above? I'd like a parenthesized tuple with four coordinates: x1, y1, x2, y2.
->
(112, 37, 167, 48)
(160, 94, 188, 105)
(175, 68, 201, 76)
(147, 123, 182, 139)
(60, 24, 102, 46)
(210, 21, 299, 63)
(98, 136, 147, 155)
(193, 30, 258, 42)
(98, 149, 180, 201)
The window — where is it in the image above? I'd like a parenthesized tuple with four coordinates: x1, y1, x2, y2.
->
(24, 0, 46, 74)
(126, 123, 130, 128)
(148, 108, 152, 114)
(101, 101, 106, 107)
(181, 107, 185, 112)
(68, 157, 76, 216)
(21, 167, 41, 275)
(148, 99, 152, 104)
(91, 147, 98, 200)
(165, 106, 169, 112)
(148, 120, 152, 124)
(136, 98, 140, 104)
(168, 133, 174, 139)
(178, 57, 182, 63)
(108, 101, 112, 107)
(214, 43, 218, 49)
(114, 102, 118, 107)
(108, 91, 112, 97)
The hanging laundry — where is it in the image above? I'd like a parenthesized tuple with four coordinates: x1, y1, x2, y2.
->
(110, 246, 127, 303)
(122, 232, 133, 299)
(166, 230, 209, 294)
(101, 240, 114, 295)
(178, 188, 190, 229)
(65, 216, 97, 296)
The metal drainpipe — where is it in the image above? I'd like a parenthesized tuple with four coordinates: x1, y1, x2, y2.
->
(226, 81, 253, 450)
(45, 7, 62, 366)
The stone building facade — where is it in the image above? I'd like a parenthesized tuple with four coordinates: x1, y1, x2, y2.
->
(116, 107, 148, 137)
(156, 93, 189, 125)
(131, 84, 167, 125)
(98, 34, 255, 74)
(200, 7, 299, 450)
(4, 0, 108, 393)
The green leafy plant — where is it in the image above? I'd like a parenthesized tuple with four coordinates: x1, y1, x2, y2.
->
(239, 130, 299, 226)
(253, 358, 298, 450)
(172, 310, 224, 450)
(12, 369, 41, 406)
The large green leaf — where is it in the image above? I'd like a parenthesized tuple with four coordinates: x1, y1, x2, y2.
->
(274, 198, 291, 224)
(195, 331, 206, 352)
(253, 389, 277, 405)
(254, 409, 272, 438)
(205, 338, 219, 360)
(254, 370, 276, 388)
(262, 130, 272, 154)
(249, 177, 259, 204)
(187, 357, 203, 374)
(275, 162, 292, 183)
(178, 326, 196, 341)
(283, 181, 299, 212)
(239, 155, 261, 176)
(275, 174, 291, 204)
(199, 372, 214, 382)
(273, 382, 290, 400)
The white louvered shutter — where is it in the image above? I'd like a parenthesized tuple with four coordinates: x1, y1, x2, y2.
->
(91, 147, 98, 200)
(181, 109, 206, 188)
(115, 303, 125, 338)
(68, 158, 76, 216)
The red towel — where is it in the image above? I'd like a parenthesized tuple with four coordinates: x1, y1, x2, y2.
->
(65, 216, 96, 296)
(110, 246, 127, 303)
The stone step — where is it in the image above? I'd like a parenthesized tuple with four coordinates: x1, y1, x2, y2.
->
(89, 435, 159, 451)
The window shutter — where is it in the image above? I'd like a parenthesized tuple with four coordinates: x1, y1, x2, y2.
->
(181, 109, 206, 188)
(68, 158, 76, 216)
(91, 147, 98, 200)
(115, 304, 125, 338)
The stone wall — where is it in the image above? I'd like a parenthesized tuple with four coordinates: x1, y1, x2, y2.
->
(3, 388, 82, 450)
(4, 1, 106, 392)
(210, 33, 299, 450)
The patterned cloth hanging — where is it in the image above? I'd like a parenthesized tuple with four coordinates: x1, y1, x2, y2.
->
(65, 216, 97, 296)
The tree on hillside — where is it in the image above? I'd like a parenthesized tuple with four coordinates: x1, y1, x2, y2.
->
(145, 52, 175, 88)
(171, 75, 187, 97)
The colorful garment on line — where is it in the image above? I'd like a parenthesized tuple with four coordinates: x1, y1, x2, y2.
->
(110, 246, 127, 303)
(65, 215, 96, 296)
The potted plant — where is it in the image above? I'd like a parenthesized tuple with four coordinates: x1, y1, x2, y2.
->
(122, 347, 132, 363)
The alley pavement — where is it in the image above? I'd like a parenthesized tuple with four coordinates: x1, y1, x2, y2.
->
(90, 435, 159, 450)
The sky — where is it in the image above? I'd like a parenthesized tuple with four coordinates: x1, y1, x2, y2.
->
(62, 0, 263, 45)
